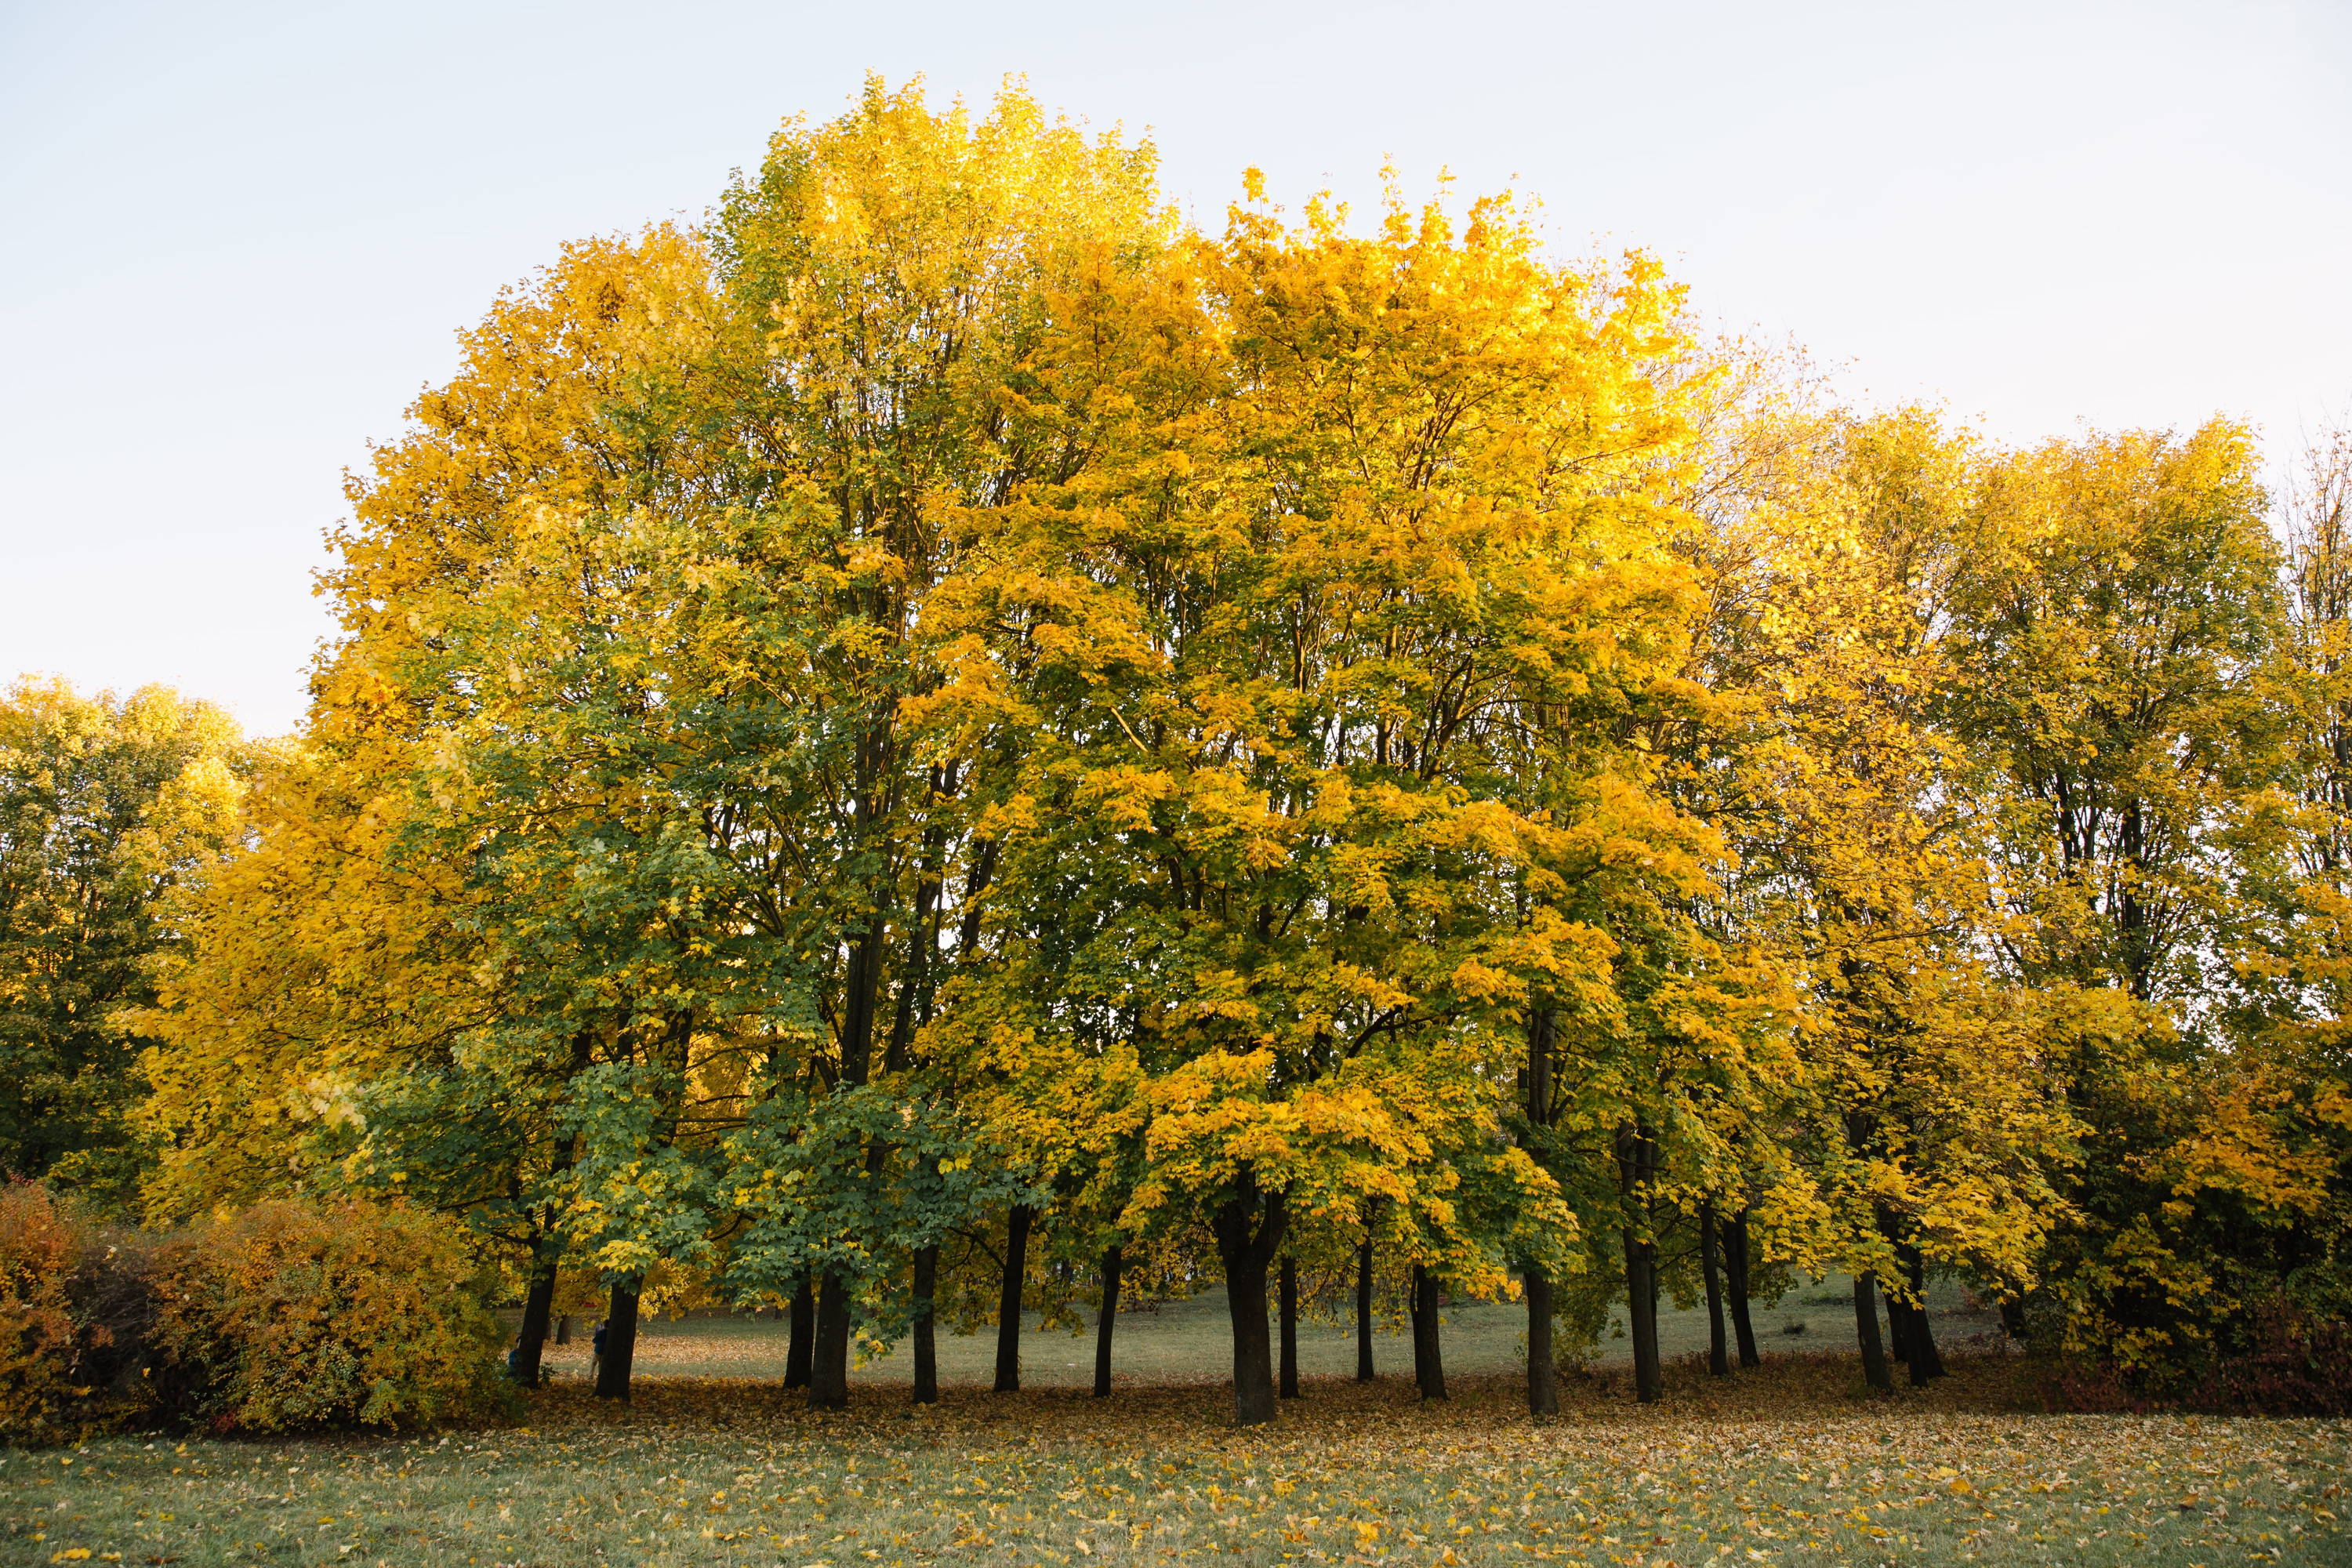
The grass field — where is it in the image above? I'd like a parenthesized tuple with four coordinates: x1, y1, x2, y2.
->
(5, 1293, 2345, 1568)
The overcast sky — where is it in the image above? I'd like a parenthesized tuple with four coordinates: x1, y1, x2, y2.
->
(4, 0, 2348, 736)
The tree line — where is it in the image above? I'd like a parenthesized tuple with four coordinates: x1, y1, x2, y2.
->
(7, 79, 2347, 1425)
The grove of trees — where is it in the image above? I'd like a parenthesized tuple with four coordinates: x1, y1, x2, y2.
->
(10, 80, 2348, 1426)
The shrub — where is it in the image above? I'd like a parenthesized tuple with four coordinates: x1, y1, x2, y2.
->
(0, 1181, 89, 1443)
(150, 1198, 507, 1433)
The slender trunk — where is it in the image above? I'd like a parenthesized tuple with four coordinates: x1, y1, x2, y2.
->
(1854, 1272, 1893, 1394)
(1887, 1284, 1914, 1366)
(593, 1277, 640, 1401)
(555, 1314, 572, 1346)
(1093, 1244, 1122, 1399)
(1354, 1236, 1375, 1381)
(912, 1246, 939, 1405)
(811, 911, 888, 1396)
(513, 1244, 557, 1388)
(809, 1271, 852, 1409)
(1212, 1174, 1287, 1426)
(1278, 1255, 1300, 1399)
(1901, 1245, 1946, 1382)
(1412, 1265, 1448, 1401)
(1617, 1123, 1662, 1403)
(1524, 1265, 1558, 1416)
(785, 1275, 814, 1388)
(1725, 1209, 1761, 1369)
(1623, 1225, 1661, 1403)
(1699, 1201, 1730, 1377)
(994, 1203, 1033, 1393)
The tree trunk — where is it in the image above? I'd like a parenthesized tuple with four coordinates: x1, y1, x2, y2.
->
(513, 1247, 557, 1388)
(1699, 1201, 1730, 1377)
(1617, 1123, 1662, 1403)
(1854, 1272, 1894, 1394)
(1278, 1255, 1301, 1398)
(1901, 1245, 1946, 1382)
(994, 1203, 1033, 1393)
(556, 1314, 572, 1346)
(1354, 1237, 1375, 1381)
(785, 1275, 814, 1389)
(594, 1276, 640, 1401)
(912, 1246, 940, 1405)
(2001, 1297, 2027, 1340)
(1525, 1264, 1558, 1416)
(1623, 1225, 1662, 1403)
(1411, 1265, 1448, 1401)
(810, 1271, 852, 1409)
(810, 909, 889, 1396)
(1093, 1244, 1122, 1398)
(1724, 1209, 1761, 1369)
(1212, 1174, 1287, 1426)
(1887, 1284, 1914, 1366)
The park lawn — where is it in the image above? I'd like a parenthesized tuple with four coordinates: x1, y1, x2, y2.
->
(4, 1356, 2344, 1568)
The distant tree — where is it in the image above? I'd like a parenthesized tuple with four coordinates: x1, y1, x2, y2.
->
(0, 679, 247, 1209)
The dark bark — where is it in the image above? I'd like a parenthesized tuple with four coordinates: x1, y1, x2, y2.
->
(810, 910, 889, 1396)
(1525, 1265, 1558, 1416)
(810, 1271, 852, 1409)
(1724, 1210, 1761, 1369)
(912, 1246, 939, 1405)
(1617, 1123, 1662, 1403)
(513, 1245, 557, 1388)
(1887, 1285, 1914, 1365)
(1900, 1245, 1946, 1382)
(1354, 1236, 1375, 1381)
(1093, 1244, 1122, 1398)
(2000, 1297, 2027, 1339)
(1212, 1173, 1287, 1426)
(593, 1276, 640, 1401)
(1278, 1255, 1300, 1399)
(994, 1203, 1033, 1393)
(555, 1315, 572, 1346)
(1411, 1265, 1448, 1401)
(1699, 1201, 1730, 1377)
(785, 1275, 814, 1388)
(1854, 1272, 1894, 1393)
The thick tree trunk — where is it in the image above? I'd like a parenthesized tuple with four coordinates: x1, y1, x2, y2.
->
(2001, 1297, 2027, 1340)
(1278, 1255, 1301, 1398)
(1900, 1245, 1946, 1382)
(513, 1246, 557, 1388)
(1724, 1210, 1761, 1369)
(1854, 1272, 1894, 1393)
(1411, 1265, 1448, 1401)
(810, 1271, 853, 1409)
(994, 1203, 1033, 1393)
(556, 1314, 572, 1346)
(1212, 1174, 1287, 1426)
(1699, 1201, 1730, 1377)
(1093, 1244, 1122, 1398)
(785, 1275, 814, 1389)
(594, 1277, 640, 1401)
(1525, 1264, 1558, 1416)
(912, 1246, 939, 1405)
(1887, 1285, 1914, 1366)
(1354, 1237, 1375, 1381)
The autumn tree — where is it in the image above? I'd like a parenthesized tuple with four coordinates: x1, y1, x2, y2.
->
(0, 679, 248, 1211)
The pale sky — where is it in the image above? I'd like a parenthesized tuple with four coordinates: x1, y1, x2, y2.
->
(4, 0, 2348, 737)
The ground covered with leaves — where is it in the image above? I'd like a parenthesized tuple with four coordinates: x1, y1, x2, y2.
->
(7, 1353, 2347, 1568)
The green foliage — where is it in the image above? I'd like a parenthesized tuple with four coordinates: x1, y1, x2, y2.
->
(0, 681, 247, 1210)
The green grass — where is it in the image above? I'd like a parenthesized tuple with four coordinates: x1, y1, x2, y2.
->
(5, 1352, 2345, 1568)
